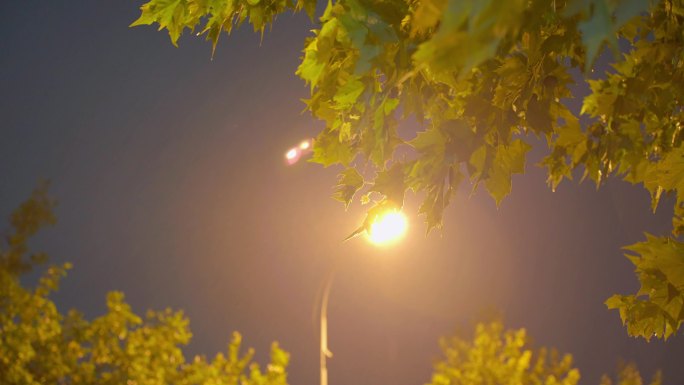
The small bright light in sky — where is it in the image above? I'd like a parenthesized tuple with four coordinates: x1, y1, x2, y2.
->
(285, 138, 313, 165)
(286, 148, 298, 160)
(367, 210, 408, 246)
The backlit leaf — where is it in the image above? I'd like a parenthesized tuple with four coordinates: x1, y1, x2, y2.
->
(333, 168, 365, 208)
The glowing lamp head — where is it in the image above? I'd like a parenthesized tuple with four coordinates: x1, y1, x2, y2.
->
(367, 209, 408, 246)
(299, 140, 311, 150)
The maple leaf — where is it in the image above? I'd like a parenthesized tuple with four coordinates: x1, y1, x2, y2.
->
(332, 168, 365, 208)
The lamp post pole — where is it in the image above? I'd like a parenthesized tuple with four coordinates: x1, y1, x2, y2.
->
(320, 267, 335, 385)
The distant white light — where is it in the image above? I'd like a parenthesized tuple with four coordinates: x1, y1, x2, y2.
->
(285, 138, 314, 165)
(285, 148, 302, 165)
(286, 148, 298, 160)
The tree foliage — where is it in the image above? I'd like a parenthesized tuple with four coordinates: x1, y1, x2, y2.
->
(131, 0, 684, 339)
(0, 186, 290, 385)
(428, 321, 581, 385)
(599, 362, 662, 385)
(428, 320, 662, 385)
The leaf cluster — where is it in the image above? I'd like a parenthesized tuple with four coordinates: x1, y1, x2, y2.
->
(429, 321, 580, 385)
(429, 320, 662, 385)
(1, 181, 55, 275)
(599, 362, 662, 385)
(606, 235, 684, 341)
(131, 0, 317, 54)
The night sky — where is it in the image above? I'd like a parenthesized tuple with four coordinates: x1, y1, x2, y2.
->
(1, 2, 683, 385)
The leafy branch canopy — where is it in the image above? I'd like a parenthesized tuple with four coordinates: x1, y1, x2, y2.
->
(131, 0, 684, 340)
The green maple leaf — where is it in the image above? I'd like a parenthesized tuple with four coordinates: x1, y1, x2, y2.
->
(370, 162, 406, 205)
(201, 0, 238, 55)
(577, 0, 616, 70)
(641, 146, 684, 213)
(296, 0, 317, 20)
(310, 131, 356, 167)
(526, 96, 553, 134)
(653, 147, 684, 192)
(362, 98, 402, 166)
(297, 38, 329, 90)
(333, 77, 366, 108)
(419, 185, 445, 234)
(333, 168, 365, 208)
(410, 127, 446, 156)
(484, 140, 532, 206)
(131, 0, 190, 47)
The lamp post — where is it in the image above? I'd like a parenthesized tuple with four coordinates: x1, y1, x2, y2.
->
(319, 267, 335, 385)
(319, 209, 408, 385)
(282, 140, 408, 385)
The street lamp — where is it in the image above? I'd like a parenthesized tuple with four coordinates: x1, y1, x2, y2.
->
(319, 209, 408, 385)
(281, 140, 408, 385)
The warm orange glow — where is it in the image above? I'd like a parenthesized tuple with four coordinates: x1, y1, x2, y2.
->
(299, 140, 310, 150)
(367, 210, 408, 246)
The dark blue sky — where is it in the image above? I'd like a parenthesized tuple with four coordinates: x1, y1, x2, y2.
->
(1, 2, 683, 384)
